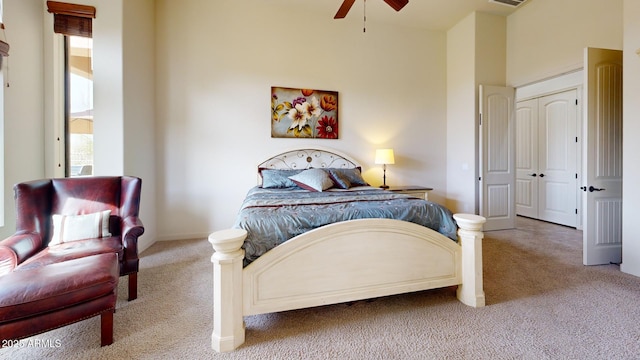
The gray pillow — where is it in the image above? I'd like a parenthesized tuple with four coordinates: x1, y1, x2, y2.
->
(327, 168, 368, 188)
(260, 169, 302, 188)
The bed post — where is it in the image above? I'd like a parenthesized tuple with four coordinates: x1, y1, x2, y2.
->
(452, 214, 486, 308)
(209, 228, 247, 352)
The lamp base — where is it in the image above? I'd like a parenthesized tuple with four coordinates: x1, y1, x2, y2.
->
(379, 185, 389, 189)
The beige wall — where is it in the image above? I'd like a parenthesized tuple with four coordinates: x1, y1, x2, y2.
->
(507, 0, 623, 86)
(446, 13, 477, 214)
(446, 12, 506, 214)
(155, 0, 449, 239)
(122, 0, 157, 251)
(2, 0, 45, 236)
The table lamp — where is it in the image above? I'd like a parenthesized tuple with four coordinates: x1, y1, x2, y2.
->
(375, 148, 395, 189)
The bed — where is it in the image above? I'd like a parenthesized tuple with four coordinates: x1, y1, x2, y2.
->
(208, 148, 486, 352)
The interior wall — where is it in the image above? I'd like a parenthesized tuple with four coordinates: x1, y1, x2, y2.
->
(0, 0, 45, 239)
(89, 0, 124, 176)
(621, 0, 640, 277)
(155, 0, 449, 239)
(474, 12, 507, 216)
(446, 13, 477, 214)
(123, 0, 157, 252)
(445, 12, 506, 215)
(507, 0, 623, 87)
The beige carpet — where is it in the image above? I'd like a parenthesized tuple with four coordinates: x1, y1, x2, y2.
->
(3, 217, 640, 359)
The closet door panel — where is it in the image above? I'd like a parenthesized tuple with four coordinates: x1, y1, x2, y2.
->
(537, 90, 578, 227)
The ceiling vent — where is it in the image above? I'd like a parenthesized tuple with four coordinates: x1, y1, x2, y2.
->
(489, 0, 528, 8)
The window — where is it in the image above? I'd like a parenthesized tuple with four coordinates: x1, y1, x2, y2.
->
(47, 1, 95, 177)
(67, 35, 93, 176)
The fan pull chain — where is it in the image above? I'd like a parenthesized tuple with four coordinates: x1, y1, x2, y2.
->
(363, 0, 366, 33)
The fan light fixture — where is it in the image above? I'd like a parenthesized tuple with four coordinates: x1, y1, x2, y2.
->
(375, 148, 395, 189)
(334, 0, 409, 19)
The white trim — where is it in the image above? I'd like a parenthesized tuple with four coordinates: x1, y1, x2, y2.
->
(156, 232, 209, 242)
(43, 6, 66, 178)
(516, 69, 583, 101)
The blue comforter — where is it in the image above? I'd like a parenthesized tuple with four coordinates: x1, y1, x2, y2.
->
(233, 186, 458, 265)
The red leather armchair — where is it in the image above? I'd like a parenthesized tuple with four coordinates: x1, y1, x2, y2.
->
(3, 176, 144, 300)
(0, 176, 144, 346)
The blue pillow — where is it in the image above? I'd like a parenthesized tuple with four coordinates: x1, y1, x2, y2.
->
(260, 169, 302, 188)
(327, 169, 351, 189)
(327, 168, 368, 188)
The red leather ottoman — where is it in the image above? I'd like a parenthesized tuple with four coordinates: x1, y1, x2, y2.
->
(0, 253, 119, 346)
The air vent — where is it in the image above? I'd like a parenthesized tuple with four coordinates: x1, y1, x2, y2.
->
(489, 0, 527, 7)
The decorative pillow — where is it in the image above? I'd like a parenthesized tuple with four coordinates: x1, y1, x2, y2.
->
(327, 168, 369, 188)
(50, 210, 112, 246)
(288, 169, 334, 192)
(260, 169, 303, 188)
(328, 169, 352, 189)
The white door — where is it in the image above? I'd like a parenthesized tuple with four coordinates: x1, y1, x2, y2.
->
(537, 90, 578, 227)
(515, 90, 578, 227)
(479, 85, 516, 231)
(515, 99, 539, 218)
(583, 47, 623, 265)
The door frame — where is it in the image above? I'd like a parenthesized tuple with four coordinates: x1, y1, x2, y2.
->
(515, 70, 583, 230)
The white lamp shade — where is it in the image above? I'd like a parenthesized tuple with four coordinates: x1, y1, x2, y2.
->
(375, 149, 395, 165)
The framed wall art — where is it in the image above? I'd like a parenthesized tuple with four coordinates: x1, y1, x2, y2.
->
(271, 86, 338, 139)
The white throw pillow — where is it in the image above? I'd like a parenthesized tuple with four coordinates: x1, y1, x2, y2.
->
(50, 210, 112, 245)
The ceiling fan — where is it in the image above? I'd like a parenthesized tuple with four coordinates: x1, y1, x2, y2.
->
(334, 0, 409, 19)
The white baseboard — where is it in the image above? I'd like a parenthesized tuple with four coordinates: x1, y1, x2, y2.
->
(156, 232, 210, 242)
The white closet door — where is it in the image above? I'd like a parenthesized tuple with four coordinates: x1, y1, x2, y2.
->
(515, 99, 539, 218)
(537, 90, 578, 227)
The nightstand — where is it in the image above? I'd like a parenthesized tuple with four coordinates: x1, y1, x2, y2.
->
(387, 186, 433, 200)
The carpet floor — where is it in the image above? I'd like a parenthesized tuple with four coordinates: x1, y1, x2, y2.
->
(3, 216, 640, 359)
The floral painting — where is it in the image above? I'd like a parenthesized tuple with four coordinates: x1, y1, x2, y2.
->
(271, 86, 339, 139)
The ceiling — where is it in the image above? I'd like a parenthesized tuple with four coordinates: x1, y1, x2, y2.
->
(269, 0, 527, 31)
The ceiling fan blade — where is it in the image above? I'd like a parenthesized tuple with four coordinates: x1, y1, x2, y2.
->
(334, 0, 356, 19)
(383, 0, 409, 12)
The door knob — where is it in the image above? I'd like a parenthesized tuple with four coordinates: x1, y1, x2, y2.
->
(588, 186, 605, 192)
(528, 173, 537, 177)
(539, 173, 545, 178)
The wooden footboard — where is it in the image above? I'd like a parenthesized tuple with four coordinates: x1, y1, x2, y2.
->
(209, 214, 485, 352)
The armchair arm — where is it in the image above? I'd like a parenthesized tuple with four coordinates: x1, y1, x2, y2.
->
(0, 245, 17, 276)
(0, 233, 43, 275)
(120, 216, 144, 260)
